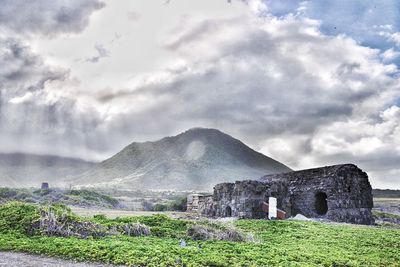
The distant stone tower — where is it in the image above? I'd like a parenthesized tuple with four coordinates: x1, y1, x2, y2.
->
(41, 182, 49, 190)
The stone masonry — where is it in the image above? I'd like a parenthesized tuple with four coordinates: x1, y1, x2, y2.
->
(187, 164, 374, 225)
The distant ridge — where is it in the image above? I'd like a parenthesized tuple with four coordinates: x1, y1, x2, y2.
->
(72, 128, 292, 190)
(0, 153, 95, 188)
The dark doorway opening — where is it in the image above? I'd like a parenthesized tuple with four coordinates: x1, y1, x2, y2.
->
(315, 192, 328, 215)
(225, 206, 232, 217)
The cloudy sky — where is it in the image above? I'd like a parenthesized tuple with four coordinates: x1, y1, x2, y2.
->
(0, 0, 399, 189)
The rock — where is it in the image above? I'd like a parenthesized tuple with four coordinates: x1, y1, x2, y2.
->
(290, 214, 311, 221)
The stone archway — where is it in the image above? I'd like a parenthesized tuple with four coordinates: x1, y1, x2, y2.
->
(225, 206, 232, 217)
(315, 192, 328, 215)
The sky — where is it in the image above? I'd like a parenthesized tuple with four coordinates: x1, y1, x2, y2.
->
(0, 0, 399, 189)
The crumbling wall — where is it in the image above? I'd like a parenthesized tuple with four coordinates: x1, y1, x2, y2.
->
(261, 164, 374, 224)
(192, 164, 374, 225)
(209, 180, 291, 219)
(187, 194, 214, 215)
(186, 194, 201, 213)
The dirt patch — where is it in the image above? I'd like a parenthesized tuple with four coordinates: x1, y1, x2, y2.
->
(0, 251, 121, 267)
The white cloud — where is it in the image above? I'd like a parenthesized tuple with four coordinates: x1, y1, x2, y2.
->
(381, 48, 400, 62)
(378, 30, 400, 46)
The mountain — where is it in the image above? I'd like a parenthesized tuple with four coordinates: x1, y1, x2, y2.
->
(0, 153, 95, 188)
(72, 128, 291, 190)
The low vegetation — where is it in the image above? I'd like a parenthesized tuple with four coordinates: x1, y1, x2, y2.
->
(0, 187, 120, 208)
(151, 197, 187, 212)
(373, 210, 400, 227)
(0, 201, 399, 266)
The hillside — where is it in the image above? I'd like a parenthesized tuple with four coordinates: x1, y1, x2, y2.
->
(372, 189, 400, 198)
(72, 128, 291, 190)
(0, 153, 94, 188)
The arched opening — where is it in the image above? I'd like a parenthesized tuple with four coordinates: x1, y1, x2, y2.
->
(225, 206, 232, 217)
(315, 192, 328, 215)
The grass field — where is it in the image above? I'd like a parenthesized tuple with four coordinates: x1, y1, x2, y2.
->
(0, 202, 399, 267)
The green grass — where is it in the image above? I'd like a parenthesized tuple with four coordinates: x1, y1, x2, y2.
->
(0, 202, 399, 266)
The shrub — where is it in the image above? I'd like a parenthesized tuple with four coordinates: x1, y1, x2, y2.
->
(0, 201, 40, 235)
(187, 224, 215, 240)
(0, 188, 18, 199)
(121, 223, 151, 236)
(153, 203, 168, 211)
(36, 204, 109, 238)
(187, 222, 250, 242)
(168, 197, 187, 211)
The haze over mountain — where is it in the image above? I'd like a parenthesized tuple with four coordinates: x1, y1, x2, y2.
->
(71, 128, 292, 190)
(0, 153, 94, 188)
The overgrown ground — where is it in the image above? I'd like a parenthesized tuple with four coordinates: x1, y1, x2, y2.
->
(0, 188, 120, 208)
(0, 202, 399, 266)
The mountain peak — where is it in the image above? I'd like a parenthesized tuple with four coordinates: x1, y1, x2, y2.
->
(73, 128, 292, 190)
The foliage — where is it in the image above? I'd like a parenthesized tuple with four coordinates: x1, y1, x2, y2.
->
(150, 197, 187, 212)
(66, 190, 119, 207)
(153, 203, 168, 211)
(120, 223, 151, 237)
(0, 202, 399, 266)
(187, 223, 250, 242)
(93, 214, 189, 238)
(0, 187, 120, 208)
(37, 204, 109, 238)
(0, 201, 39, 235)
(168, 196, 187, 211)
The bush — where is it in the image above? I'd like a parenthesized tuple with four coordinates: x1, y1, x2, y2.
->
(187, 222, 250, 242)
(0, 201, 40, 235)
(0, 188, 18, 199)
(121, 223, 151, 236)
(36, 204, 109, 238)
(187, 224, 215, 240)
(150, 197, 187, 212)
(168, 197, 187, 211)
(153, 203, 168, 211)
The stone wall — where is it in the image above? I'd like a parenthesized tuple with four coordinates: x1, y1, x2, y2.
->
(206, 180, 291, 219)
(260, 164, 374, 224)
(193, 164, 374, 225)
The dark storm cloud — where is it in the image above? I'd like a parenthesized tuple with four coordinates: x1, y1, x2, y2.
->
(0, 0, 105, 36)
(0, 38, 68, 97)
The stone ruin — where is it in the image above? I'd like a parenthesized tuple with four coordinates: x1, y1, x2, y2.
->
(187, 164, 374, 225)
(41, 182, 49, 190)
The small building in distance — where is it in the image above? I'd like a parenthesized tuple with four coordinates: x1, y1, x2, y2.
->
(187, 164, 374, 225)
(41, 182, 49, 190)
